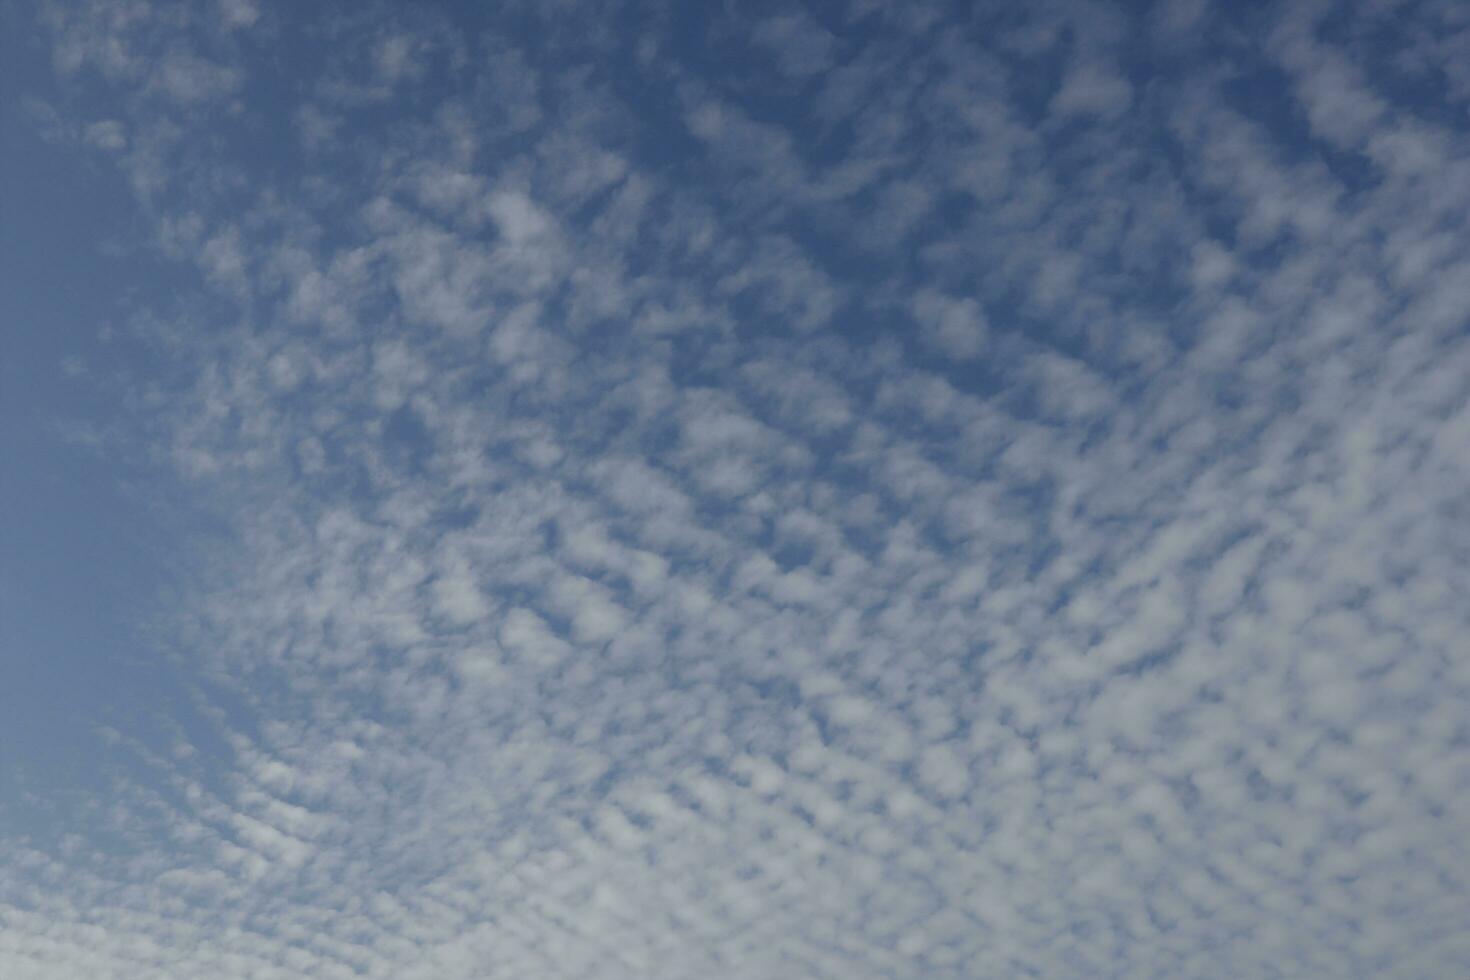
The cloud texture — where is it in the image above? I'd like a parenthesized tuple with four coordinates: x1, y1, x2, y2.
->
(4, 0, 1470, 977)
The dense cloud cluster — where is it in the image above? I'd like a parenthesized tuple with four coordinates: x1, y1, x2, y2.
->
(4, 0, 1469, 977)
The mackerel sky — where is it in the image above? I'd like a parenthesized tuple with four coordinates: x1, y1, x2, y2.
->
(2, 1, 1469, 977)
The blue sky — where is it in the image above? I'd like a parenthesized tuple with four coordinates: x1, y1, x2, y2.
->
(3, 0, 1469, 977)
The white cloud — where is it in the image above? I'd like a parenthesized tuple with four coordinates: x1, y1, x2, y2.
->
(217, 0, 260, 29)
(432, 561, 489, 626)
(911, 290, 987, 361)
(84, 118, 126, 149)
(750, 12, 838, 80)
(1050, 60, 1133, 120)
(9, 2, 1470, 978)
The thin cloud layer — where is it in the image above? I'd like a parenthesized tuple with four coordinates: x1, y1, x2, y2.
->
(4, 1, 1469, 978)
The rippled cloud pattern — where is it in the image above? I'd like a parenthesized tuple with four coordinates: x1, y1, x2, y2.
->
(4, 1, 1469, 977)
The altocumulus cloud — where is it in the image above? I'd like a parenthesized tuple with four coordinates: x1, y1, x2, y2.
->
(3, 0, 1470, 977)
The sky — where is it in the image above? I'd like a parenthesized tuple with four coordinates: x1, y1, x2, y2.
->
(1, 0, 1468, 977)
